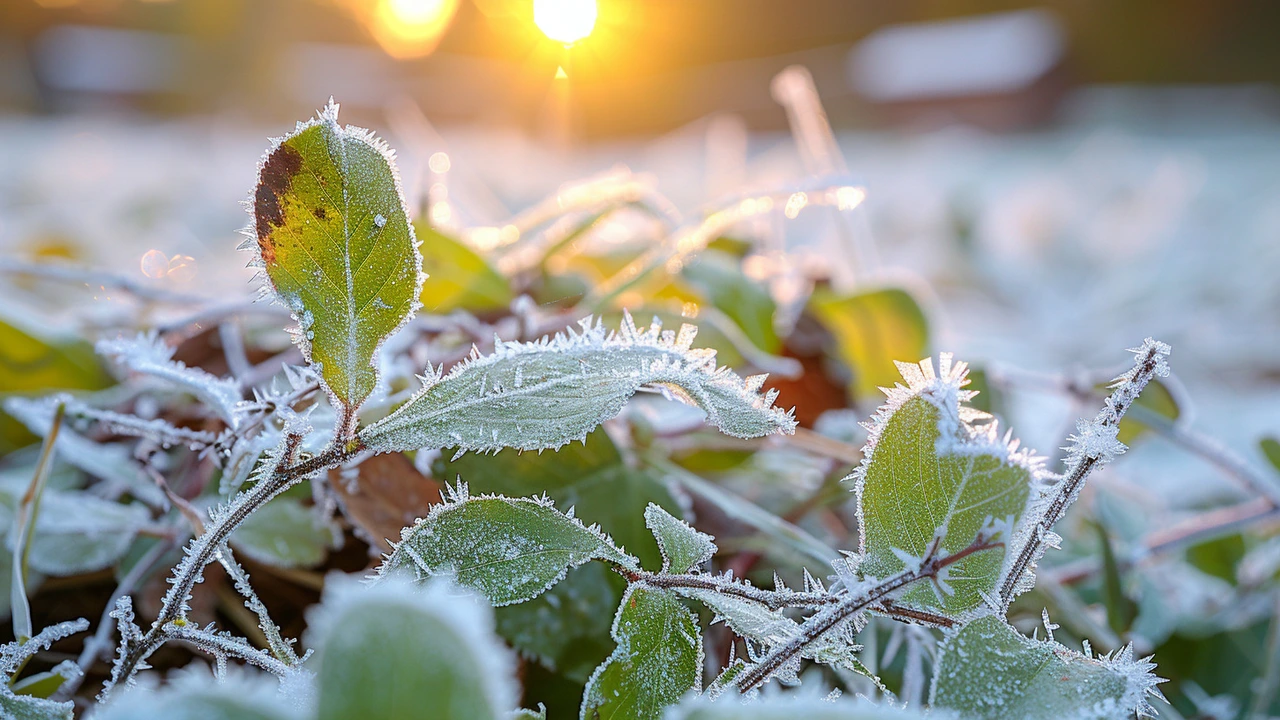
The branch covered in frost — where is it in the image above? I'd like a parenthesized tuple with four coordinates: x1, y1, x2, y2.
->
(997, 338, 1171, 609)
(0, 618, 89, 679)
(103, 430, 348, 696)
(733, 530, 1004, 693)
(360, 312, 797, 455)
(64, 398, 221, 450)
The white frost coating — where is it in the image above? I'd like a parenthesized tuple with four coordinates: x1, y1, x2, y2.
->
(90, 664, 306, 720)
(304, 573, 517, 717)
(239, 98, 425, 412)
(375, 483, 638, 605)
(360, 312, 797, 455)
(96, 332, 244, 427)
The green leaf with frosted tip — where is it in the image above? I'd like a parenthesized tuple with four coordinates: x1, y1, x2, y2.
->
(644, 503, 716, 573)
(248, 100, 422, 413)
(852, 354, 1041, 618)
(581, 585, 702, 720)
(359, 312, 796, 455)
(379, 490, 636, 606)
(931, 615, 1165, 720)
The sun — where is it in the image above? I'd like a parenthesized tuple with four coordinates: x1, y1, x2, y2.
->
(533, 0, 597, 45)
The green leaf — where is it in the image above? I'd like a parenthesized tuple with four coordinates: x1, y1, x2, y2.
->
(680, 250, 780, 353)
(581, 585, 702, 720)
(1260, 436, 1280, 474)
(380, 490, 636, 605)
(417, 223, 512, 313)
(668, 694, 931, 719)
(435, 429, 680, 571)
(89, 668, 300, 720)
(229, 496, 342, 569)
(644, 503, 716, 573)
(11, 665, 74, 699)
(495, 562, 620, 684)
(311, 574, 516, 720)
(360, 313, 795, 455)
(852, 355, 1038, 617)
(249, 100, 422, 412)
(1186, 533, 1246, 584)
(810, 287, 929, 401)
(0, 687, 74, 720)
(931, 616, 1164, 720)
(1095, 522, 1136, 635)
(17, 491, 150, 576)
(0, 318, 110, 395)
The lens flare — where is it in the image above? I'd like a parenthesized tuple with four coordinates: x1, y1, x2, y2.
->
(368, 0, 459, 59)
(533, 0, 597, 45)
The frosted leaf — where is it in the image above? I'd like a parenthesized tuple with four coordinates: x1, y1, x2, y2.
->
(8, 659, 81, 699)
(849, 354, 1047, 618)
(378, 492, 637, 606)
(667, 691, 935, 719)
(63, 399, 219, 450)
(581, 585, 702, 720)
(8, 490, 150, 576)
(359, 312, 797, 455)
(96, 333, 243, 427)
(931, 615, 1166, 720)
(0, 685, 76, 720)
(246, 99, 423, 414)
(305, 574, 516, 720)
(3, 396, 164, 505)
(91, 665, 305, 720)
(229, 496, 342, 569)
(644, 503, 716, 573)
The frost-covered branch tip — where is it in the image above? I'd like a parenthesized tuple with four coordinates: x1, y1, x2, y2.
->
(997, 338, 1171, 608)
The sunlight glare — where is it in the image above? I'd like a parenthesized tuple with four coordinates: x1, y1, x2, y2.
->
(534, 0, 597, 45)
(369, 0, 459, 59)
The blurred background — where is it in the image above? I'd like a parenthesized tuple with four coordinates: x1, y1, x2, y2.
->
(2, 1, 1280, 717)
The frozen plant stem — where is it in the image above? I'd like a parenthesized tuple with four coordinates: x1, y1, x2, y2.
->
(106, 433, 360, 695)
(733, 533, 1002, 693)
(997, 338, 1171, 610)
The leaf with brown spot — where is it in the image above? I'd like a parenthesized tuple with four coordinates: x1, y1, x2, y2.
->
(248, 99, 423, 417)
(330, 452, 442, 553)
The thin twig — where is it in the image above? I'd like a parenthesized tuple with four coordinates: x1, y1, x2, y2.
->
(734, 533, 1002, 692)
(0, 259, 213, 304)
